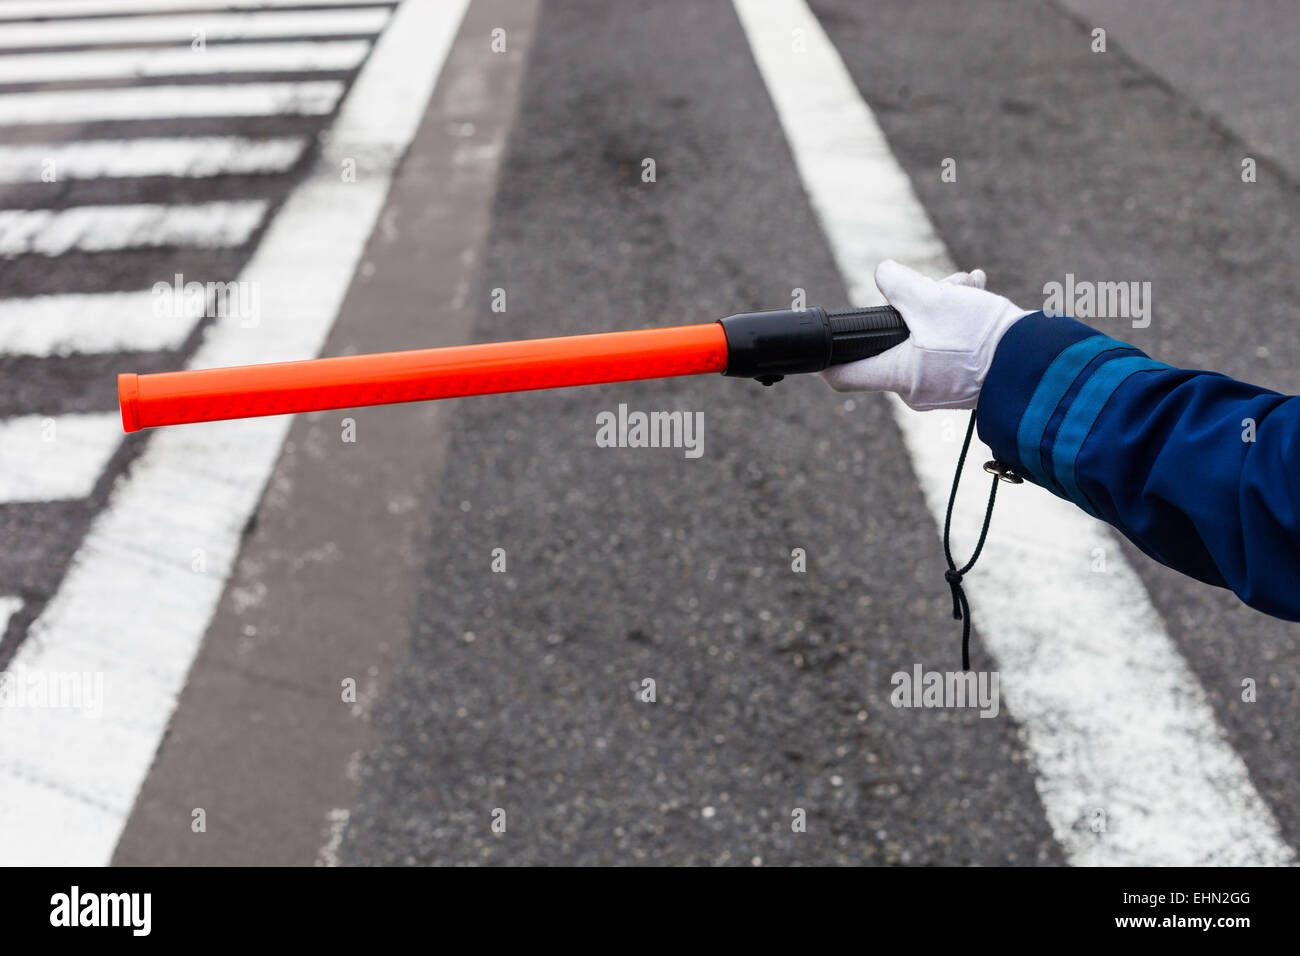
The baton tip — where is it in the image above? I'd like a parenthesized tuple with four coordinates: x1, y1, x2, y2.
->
(118, 373, 141, 433)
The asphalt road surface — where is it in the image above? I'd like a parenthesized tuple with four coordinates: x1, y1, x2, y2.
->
(0, 0, 1296, 867)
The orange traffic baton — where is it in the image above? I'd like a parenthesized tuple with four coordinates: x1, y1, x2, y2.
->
(118, 305, 906, 433)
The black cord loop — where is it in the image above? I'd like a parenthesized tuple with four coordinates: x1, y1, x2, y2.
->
(942, 412, 1002, 670)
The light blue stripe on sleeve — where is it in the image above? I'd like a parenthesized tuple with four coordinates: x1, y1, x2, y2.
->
(1051, 355, 1168, 514)
(1015, 334, 1131, 489)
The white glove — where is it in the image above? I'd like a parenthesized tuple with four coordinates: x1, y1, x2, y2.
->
(821, 259, 1032, 411)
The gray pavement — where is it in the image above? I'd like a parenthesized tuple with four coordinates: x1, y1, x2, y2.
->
(336, 0, 1060, 867)
(1057, 0, 1300, 179)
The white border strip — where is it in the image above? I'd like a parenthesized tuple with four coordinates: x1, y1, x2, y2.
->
(733, 0, 1292, 866)
(0, 0, 471, 866)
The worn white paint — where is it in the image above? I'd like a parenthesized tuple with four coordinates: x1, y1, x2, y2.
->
(0, 41, 370, 84)
(0, 9, 390, 48)
(733, 0, 1292, 866)
(0, 290, 207, 357)
(0, 413, 121, 503)
(0, 137, 306, 184)
(0, 0, 390, 18)
(0, 82, 343, 126)
(0, 200, 266, 256)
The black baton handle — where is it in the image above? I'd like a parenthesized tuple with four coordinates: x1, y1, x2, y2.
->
(824, 306, 909, 366)
(718, 305, 908, 384)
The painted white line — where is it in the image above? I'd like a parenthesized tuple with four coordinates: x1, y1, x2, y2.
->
(0, 0, 391, 19)
(0, 0, 471, 867)
(0, 40, 370, 84)
(0, 9, 390, 48)
(0, 290, 206, 356)
(733, 0, 1293, 867)
(0, 81, 343, 126)
(0, 136, 306, 184)
(0, 200, 266, 256)
(0, 413, 121, 503)
(0, 596, 20, 634)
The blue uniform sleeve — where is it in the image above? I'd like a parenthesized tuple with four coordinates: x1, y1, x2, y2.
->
(975, 311, 1300, 621)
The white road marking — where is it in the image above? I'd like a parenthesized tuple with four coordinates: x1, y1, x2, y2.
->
(0, 0, 391, 18)
(0, 9, 390, 48)
(0, 40, 370, 84)
(0, 200, 266, 256)
(0, 136, 306, 184)
(0, 81, 343, 126)
(315, 807, 351, 867)
(0, 290, 206, 357)
(0, 413, 121, 503)
(733, 0, 1293, 867)
(0, 0, 471, 867)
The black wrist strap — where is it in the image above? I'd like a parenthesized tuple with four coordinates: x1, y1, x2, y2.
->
(942, 411, 1006, 671)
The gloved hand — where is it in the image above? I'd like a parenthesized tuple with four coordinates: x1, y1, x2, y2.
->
(821, 259, 1032, 410)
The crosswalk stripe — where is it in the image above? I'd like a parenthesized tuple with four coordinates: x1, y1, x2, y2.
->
(0, 290, 206, 357)
(0, 9, 390, 48)
(0, 136, 306, 184)
(734, 0, 1293, 866)
(0, 0, 471, 866)
(0, 81, 343, 126)
(0, 0, 392, 19)
(0, 40, 370, 84)
(0, 413, 121, 503)
(0, 200, 266, 256)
